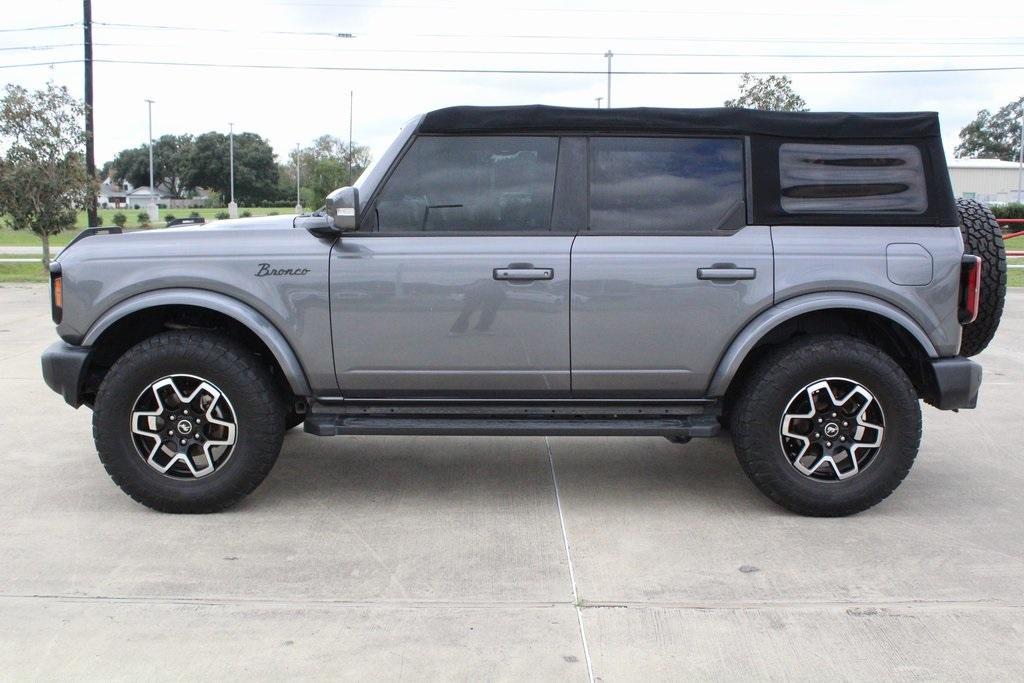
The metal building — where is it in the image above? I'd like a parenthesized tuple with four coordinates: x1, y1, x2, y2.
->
(947, 158, 1023, 205)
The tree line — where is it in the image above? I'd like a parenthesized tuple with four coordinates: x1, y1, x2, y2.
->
(104, 131, 371, 207)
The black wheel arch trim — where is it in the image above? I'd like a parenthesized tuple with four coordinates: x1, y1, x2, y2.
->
(76, 289, 313, 398)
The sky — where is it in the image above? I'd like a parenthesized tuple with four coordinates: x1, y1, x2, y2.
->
(2, 0, 1022, 171)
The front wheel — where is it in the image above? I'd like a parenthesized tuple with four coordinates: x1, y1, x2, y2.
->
(92, 331, 285, 513)
(730, 335, 921, 517)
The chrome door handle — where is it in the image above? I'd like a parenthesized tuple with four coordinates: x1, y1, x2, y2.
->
(697, 267, 756, 281)
(493, 267, 554, 281)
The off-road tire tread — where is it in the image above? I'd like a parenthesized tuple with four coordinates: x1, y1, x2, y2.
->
(92, 330, 284, 513)
(957, 198, 1006, 357)
(730, 335, 921, 517)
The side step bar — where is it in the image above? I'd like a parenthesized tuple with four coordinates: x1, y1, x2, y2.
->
(304, 414, 721, 438)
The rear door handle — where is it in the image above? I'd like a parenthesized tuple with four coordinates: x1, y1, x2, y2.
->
(493, 267, 554, 281)
(697, 267, 756, 281)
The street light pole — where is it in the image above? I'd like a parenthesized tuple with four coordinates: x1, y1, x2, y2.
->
(228, 122, 237, 218)
(144, 99, 157, 221)
(595, 96, 603, 109)
(295, 143, 302, 213)
(1017, 112, 1023, 204)
(348, 90, 354, 182)
(604, 50, 613, 108)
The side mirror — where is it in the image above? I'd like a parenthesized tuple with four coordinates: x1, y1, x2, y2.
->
(325, 186, 359, 232)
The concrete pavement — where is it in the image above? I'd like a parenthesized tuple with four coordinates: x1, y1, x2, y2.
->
(1, 283, 1022, 680)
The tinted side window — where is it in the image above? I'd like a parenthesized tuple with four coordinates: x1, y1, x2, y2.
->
(375, 136, 558, 232)
(779, 143, 927, 214)
(589, 137, 745, 233)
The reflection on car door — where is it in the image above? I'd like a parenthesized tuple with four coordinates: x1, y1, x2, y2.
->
(330, 135, 573, 398)
(570, 136, 775, 397)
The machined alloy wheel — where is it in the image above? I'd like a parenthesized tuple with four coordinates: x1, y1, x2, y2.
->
(93, 330, 285, 513)
(730, 335, 921, 517)
(130, 374, 238, 479)
(779, 377, 885, 481)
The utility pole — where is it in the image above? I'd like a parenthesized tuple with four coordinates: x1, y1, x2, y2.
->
(604, 50, 613, 108)
(595, 96, 603, 109)
(348, 90, 354, 183)
(83, 0, 98, 227)
(145, 99, 157, 221)
(295, 143, 302, 213)
(1018, 112, 1023, 204)
(228, 122, 237, 218)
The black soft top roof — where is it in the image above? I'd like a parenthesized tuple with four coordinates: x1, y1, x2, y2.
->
(419, 105, 941, 140)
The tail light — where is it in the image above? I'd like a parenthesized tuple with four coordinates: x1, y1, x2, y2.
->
(49, 262, 62, 324)
(959, 255, 981, 325)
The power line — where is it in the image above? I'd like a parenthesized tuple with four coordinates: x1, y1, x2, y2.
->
(76, 58, 1024, 75)
(81, 41, 1024, 60)
(0, 60, 80, 69)
(0, 44, 80, 51)
(5, 57, 1024, 75)
(0, 23, 79, 33)
(264, 1, 1024, 21)
(91, 21, 1024, 46)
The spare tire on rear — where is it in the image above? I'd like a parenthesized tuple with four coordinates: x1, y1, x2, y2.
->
(957, 198, 1006, 357)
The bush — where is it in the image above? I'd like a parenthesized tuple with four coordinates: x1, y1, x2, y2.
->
(240, 210, 252, 218)
(112, 213, 127, 228)
(267, 211, 279, 216)
(164, 213, 176, 223)
(991, 203, 1024, 220)
(137, 211, 150, 227)
(215, 211, 230, 220)
(189, 211, 201, 218)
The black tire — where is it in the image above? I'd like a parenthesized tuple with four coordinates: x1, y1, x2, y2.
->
(957, 198, 1006, 357)
(92, 330, 285, 513)
(730, 335, 921, 517)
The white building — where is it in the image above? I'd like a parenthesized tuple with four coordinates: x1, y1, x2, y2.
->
(947, 158, 1024, 205)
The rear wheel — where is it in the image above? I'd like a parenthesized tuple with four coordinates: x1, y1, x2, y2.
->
(92, 331, 285, 513)
(730, 335, 921, 516)
(957, 198, 1006, 357)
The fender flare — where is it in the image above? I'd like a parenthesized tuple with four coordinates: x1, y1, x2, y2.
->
(706, 292, 938, 398)
(81, 288, 313, 397)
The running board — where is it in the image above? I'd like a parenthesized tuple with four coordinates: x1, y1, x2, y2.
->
(304, 414, 721, 438)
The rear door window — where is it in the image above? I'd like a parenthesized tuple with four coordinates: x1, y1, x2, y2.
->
(588, 137, 745, 233)
(779, 143, 927, 214)
(375, 136, 558, 232)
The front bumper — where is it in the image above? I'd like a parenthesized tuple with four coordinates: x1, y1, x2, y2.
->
(41, 341, 92, 408)
(924, 357, 982, 410)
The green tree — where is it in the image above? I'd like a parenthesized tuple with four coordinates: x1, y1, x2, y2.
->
(955, 96, 1024, 160)
(0, 82, 92, 267)
(186, 131, 278, 205)
(282, 135, 372, 207)
(108, 134, 194, 198)
(724, 73, 808, 112)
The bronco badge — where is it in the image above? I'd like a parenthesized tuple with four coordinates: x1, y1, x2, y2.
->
(255, 263, 311, 277)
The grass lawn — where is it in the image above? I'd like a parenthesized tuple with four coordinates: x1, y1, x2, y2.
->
(1010, 258, 1024, 288)
(0, 262, 48, 283)
(1005, 235, 1024, 251)
(0, 207, 297, 247)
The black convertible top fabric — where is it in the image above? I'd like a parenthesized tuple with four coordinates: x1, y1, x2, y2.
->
(419, 105, 941, 140)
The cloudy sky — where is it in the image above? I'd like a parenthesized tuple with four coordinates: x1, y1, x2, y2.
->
(3, 0, 1022, 169)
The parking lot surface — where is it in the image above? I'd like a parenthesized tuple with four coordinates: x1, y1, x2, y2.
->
(1, 284, 1022, 680)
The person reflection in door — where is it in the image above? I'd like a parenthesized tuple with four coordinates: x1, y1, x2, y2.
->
(450, 279, 507, 335)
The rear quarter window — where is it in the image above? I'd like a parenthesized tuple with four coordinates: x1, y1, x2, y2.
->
(779, 143, 927, 214)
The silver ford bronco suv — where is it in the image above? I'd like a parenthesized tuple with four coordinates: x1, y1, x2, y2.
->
(41, 106, 1006, 516)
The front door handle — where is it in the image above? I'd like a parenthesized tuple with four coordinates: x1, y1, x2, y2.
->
(697, 267, 756, 281)
(493, 267, 554, 281)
